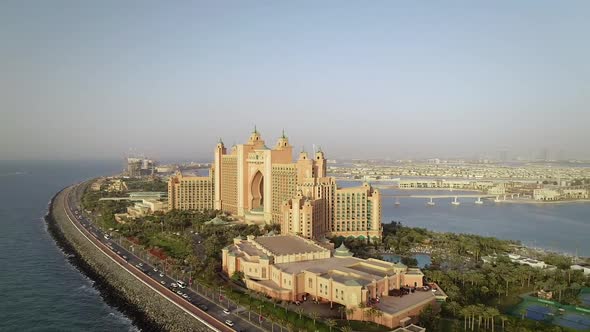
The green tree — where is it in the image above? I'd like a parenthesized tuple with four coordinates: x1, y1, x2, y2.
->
(325, 319, 337, 332)
(295, 307, 304, 320)
(309, 311, 319, 327)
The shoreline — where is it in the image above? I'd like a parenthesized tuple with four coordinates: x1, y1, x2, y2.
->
(45, 188, 162, 332)
(496, 199, 590, 205)
(47, 185, 212, 332)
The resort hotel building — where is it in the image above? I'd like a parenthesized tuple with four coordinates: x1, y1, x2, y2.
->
(222, 234, 445, 329)
(168, 128, 382, 241)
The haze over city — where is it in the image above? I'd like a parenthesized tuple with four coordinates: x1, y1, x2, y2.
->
(2, 1, 589, 161)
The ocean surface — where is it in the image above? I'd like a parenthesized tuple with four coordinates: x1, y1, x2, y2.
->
(1, 162, 589, 332)
(340, 181, 590, 257)
(0, 160, 137, 332)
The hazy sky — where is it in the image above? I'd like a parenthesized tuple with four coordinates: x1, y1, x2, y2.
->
(1, 1, 589, 161)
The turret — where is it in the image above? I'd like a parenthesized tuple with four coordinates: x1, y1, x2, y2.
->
(275, 129, 290, 149)
(314, 147, 326, 178)
(248, 125, 265, 148)
(297, 148, 313, 182)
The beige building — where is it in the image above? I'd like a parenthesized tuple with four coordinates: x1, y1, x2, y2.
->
(168, 170, 215, 211)
(208, 128, 382, 241)
(106, 179, 128, 193)
(115, 198, 166, 223)
(222, 234, 436, 329)
(533, 188, 561, 201)
(561, 188, 588, 199)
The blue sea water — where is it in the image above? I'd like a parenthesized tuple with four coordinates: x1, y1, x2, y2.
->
(0, 160, 138, 332)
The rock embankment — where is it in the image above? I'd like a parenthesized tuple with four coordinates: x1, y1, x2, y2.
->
(46, 188, 212, 332)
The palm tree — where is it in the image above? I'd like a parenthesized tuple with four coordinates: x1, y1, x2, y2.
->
(286, 322, 295, 332)
(488, 307, 500, 332)
(338, 306, 346, 320)
(340, 326, 353, 332)
(446, 301, 462, 317)
(476, 304, 485, 330)
(345, 308, 355, 324)
(326, 319, 337, 332)
(460, 307, 470, 330)
(499, 315, 508, 331)
(277, 318, 285, 332)
(295, 307, 304, 319)
(310, 311, 319, 327)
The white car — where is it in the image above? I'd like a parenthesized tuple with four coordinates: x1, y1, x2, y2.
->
(223, 308, 230, 314)
(177, 281, 186, 289)
(224, 320, 234, 327)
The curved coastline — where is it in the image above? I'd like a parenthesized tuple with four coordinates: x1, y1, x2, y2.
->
(45, 185, 212, 332)
(45, 188, 162, 332)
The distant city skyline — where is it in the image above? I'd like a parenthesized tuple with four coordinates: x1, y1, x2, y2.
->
(2, 1, 589, 161)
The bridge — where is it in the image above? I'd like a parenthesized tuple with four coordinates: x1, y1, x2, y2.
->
(382, 193, 521, 206)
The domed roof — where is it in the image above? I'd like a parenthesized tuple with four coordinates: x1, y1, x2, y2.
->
(334, 243, 353, 257)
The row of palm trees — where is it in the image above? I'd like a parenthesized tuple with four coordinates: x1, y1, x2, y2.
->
(460, 304, 505, 331)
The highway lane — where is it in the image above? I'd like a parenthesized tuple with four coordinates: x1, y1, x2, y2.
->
(63, 184, 269, 332)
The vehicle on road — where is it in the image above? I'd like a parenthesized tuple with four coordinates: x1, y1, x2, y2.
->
(223, 308, 231, 314)
(160, 280, 166, 285)
(225, 320, 234, 327)
(170, 283, 178, 288)
(198, 304, 208, 311)
(159, 273, 164, 277)
(177, 280, 186, 288)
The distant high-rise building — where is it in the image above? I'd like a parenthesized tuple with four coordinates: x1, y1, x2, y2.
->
(168, 170, 214, 211)
(127, 156, 156, 177)
(127, 158, 142, 177)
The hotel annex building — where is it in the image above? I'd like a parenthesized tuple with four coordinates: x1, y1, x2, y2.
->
(168, 128, 382, 241)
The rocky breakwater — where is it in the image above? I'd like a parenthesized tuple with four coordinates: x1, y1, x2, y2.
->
(46, 187, 212, 332)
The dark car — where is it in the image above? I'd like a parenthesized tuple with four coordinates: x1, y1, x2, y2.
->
(198, 304, 208, 311)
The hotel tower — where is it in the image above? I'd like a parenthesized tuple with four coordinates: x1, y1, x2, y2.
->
(168, 128, 382, 241)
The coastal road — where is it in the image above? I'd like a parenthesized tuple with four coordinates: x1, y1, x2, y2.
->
(63, 184, 269, 332)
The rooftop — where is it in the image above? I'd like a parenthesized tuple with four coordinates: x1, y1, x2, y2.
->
(274, 256, 400, 285)
(254, 235, 327, 256)
(377, 290, 435, 314)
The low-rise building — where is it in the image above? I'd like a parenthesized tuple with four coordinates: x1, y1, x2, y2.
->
(106, 179, 128, 193)
(91, 179, 105, 191)
(570, 264, 590, 275)
(561, 189, 588, 199)
(533, 188, 560, 201)
(391, 324, 426, 332)
(222, 235, 437, 329)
